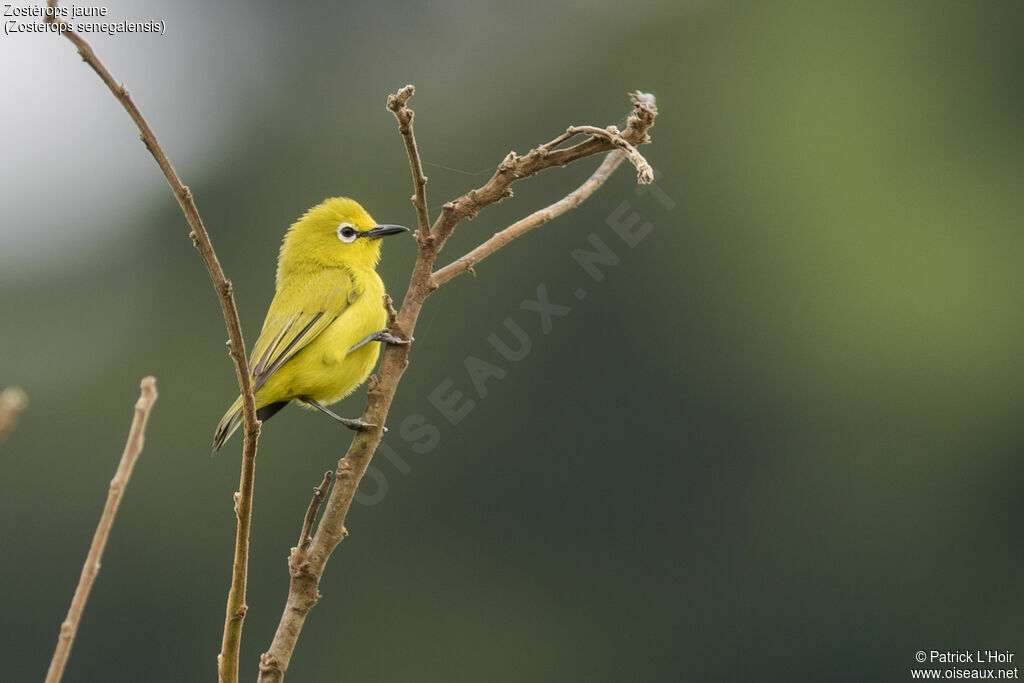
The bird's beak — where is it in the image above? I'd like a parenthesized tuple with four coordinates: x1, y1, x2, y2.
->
(364, 224, 410, 239)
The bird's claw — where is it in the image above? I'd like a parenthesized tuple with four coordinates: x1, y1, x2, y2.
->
(339, 417, 385, 432)
(378, 331, 413, 346)
(348, 329, 413, 354)
(306, 399, 385, 432)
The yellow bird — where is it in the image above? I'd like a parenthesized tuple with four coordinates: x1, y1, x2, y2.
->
(212, 197, 408, 452)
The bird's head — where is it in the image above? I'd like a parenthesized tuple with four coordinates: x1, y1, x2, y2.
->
(278, 197, 408, 277)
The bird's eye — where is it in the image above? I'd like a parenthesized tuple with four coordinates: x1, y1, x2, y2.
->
(336, 223, 358, 243)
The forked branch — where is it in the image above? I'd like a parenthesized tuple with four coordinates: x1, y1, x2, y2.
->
(432, 147, 634, 286)
(258, 87, 657, 682)
(429, 91, 656, 245)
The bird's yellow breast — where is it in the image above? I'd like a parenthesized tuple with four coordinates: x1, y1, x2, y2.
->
(255, 267, 387, 406)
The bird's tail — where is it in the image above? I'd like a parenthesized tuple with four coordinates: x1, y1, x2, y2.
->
(212, 396, 243, 454)
(213, 398, 292, 453)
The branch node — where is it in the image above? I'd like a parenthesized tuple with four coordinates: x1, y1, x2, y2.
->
(259, 653, 281, 674)
(386, 84, 416, 112)
(383, 293, 399, 326)
(498, 151, 519, 173)
(414, 230, 435, 248)
(289, 558, 317, 580)
(465, 190, 481, 219)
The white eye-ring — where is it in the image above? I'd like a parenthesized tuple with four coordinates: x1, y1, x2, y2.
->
(336, 223, 359, 243)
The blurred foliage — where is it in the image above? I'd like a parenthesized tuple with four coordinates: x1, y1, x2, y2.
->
(2, 0, 1023, 681)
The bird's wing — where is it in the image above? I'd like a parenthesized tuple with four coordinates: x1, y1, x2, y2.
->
(249, 268, 358, 394)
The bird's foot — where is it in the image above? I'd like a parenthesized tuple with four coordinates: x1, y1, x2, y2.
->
(306, 399, 385, 432)
(348, 329, 413, 354)
(339, 417, 383, 432)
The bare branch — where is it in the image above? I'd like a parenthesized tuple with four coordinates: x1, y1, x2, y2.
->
(43, 3, 255, 423)
(45, 7, 261, 681)
(432, 148, 632, 286)
(0, 387, 28, 448)
(259, 87, 658, 682)
(299, 472, 333, 551)
(549, 125, 653, 184)
(386, 85, 431, 243)
(44, 377, 158, 683)
(429, 91, 657, 246)
(256, 471, 335, 680)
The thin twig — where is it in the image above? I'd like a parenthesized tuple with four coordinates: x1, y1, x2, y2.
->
(431, 149, 630, 286)
(565, 126, 653, 183)
(299, 472, 333, 551)
(46, 6, 261, 681)
(43, 2, 255, 418)
(429, 91, 657, 246)
(387, 85, 432, 243)
(258, 87, 657, 682)
(44, 377, 158, 683)
(256, 471, 335, 677)
(0, 387, 28, 448)
(542, 125, 653, 184)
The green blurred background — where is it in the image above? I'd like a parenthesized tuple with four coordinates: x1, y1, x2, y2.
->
(2, 0, 1022, 681)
